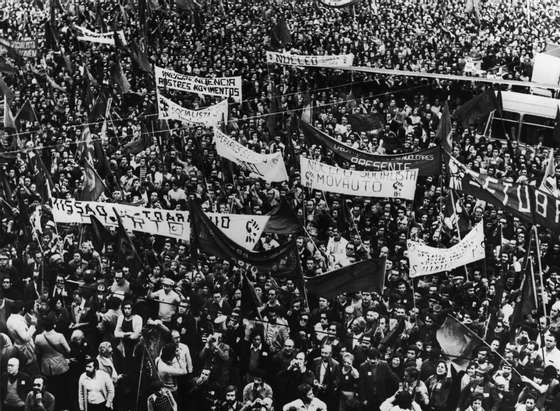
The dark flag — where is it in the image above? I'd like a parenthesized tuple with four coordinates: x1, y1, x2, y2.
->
(130, 40, 152, 73)
(176, 0, 199, 11)
(34, 154, 54, 200)
(92, 139, 120, 192)
(16, 99, 38, 124)
(271, 16, 291, 48)
(124, 123, 152, 154)
(0, 75, 15, 103)
(113, 208, 142, 269)
(190, 200, 301, 277)
(437, 315, 479, 370)
(89, 93, 108, 122)
(437, 102, 452, 153)
(240, 273, 262, 319)
(44, 21, 59, 51)
(453, 89, 498, 128)
(379, 318, 405, 350)
(0, 57, 17, 75)
(553, 107, 560, 148)
(89, 214, 112, 252)
(0, 42, 24, 67)
(347, 113, 384, 132)
(0, 169, 12, 200)
(510, 255, 537, 330)
(305, 258, 386, 299)
(266, 95, 281, 141)
(264, 198, 300, 234)
(79, 158, 106, 201)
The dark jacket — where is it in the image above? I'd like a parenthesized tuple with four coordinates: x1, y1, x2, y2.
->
(1, 372, 31, 405)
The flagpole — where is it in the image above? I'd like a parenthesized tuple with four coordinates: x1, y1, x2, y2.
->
(448, 314, 523, 378)
(532, 225, 548, 321)
(450, 189, 470, 281)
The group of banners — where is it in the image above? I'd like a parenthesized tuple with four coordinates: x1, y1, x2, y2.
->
(75, 26, 127, 46)
(51, 199, 269, 250)
(157, 93, 228, 127)
(155, 66, 242, 103)
(213, 129, 288, 182)
(300, 156, 419, 200)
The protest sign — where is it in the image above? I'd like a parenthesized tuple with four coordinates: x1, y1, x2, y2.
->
(214, 129, 288, 182)
(157, 93, 228, 127)
(75, 26, 127, 46)
(266, 51, 354, 67)
(52, 199, 269, 249)
(300, 157, 418, 200)
(0, 38, 37, 58)
(154, 66, 242, 102)
(407, 220, 485, 277)
(301, 121, 441, 176)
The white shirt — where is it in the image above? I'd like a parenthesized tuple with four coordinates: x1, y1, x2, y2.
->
(282, 398, 327, 411)
(6, 313, 35, 344)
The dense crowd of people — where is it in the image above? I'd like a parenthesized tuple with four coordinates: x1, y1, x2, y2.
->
(0, 0, 560, 410)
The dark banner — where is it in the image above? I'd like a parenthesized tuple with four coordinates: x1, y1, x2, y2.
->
(301, 121, 441, 176)
(446, 152, 560, 232)
(190, 201, 300, 277)
(305, 258, 386, 298)
(264, 198, 300, 234)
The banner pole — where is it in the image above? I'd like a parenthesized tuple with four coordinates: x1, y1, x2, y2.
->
(450, 189, 470, 281)
(533, 225, 548, 321)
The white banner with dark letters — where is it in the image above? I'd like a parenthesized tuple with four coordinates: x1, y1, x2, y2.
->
(157, 93, 228, 127)
(75, 26, 127, 46)
(266, 51, 354, 67)
(300, 157, 418, 200)
(407, 220, 485, 277)
(52, 199, 269, 249)
(155, 66, 242, 102)
(214, 129, 288, 182)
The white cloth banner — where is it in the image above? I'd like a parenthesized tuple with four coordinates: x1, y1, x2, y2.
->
(52, 199, 269, 249)
(320, 0, 359, 6)
(214, 129, 288, 182)
(75, 26, 127, 46)
(407, 220, 485, 278)
(300, 157, 418, 200)
(266, 51, 354, 67)
(157, 93, 228, 127)
(154, 66, 242, 103)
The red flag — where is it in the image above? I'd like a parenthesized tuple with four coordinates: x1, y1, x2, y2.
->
(79, 158, 106, 201)
(437, 102, 452, 153)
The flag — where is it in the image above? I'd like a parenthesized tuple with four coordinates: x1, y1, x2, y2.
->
(453, 89, 498, 128)
(3, 97, 16, 130)
(0, 75, 15, 103)
(89, 214, 112, 252)
(79, 158, 106, 201)
(176, 0, 199, 11)
(442, 190, 458, 230)
(271, 16, 291, 48)
(15, 99, 38, 124)
(266, 95, 281, 141)
(379, 318, 405, 350)
(0, 42, 24, 68)
(240, 273, 262, 319)
(130, 40, 152, 73)
(263, 198, 300, 234)
(190, 200, 301, 276)
(0, 169, 12, 200)
(347, 113, 384, 132)
(540, 150, 558, 196)
(95, 0, 107, 31)
(76, 126, 93, 161)
(34, 155, 54, 200)
(124, 123, 152, 154)
(111, 60, 131, 94)
(510, 257, 537, 330)
(553, 107, 560, 148)
(89, 93, 108, 122)
(305, 258, 386, 298)
(437, 316, 479, 370)
(113, 208, 142, 269)
(138, 0, 146, 37)
(437, 102, 452, 153)
(44, 21, 59, 50)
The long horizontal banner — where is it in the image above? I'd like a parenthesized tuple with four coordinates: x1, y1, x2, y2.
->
(407, 220, 485, 277)
(214, 129, 288, 182)
(157, 93, 228, 127)
(0, 38, 37, 58)
(446, 153, 560, 233)
(154, 66, 242, 103)
(320, 0, 360, 6)
(300, 157, 418, 200)
(266, 51, 354, 67)
(52, 199, 269, 250)
(301, 121, 441, 176)
(75, 26, 127, 46)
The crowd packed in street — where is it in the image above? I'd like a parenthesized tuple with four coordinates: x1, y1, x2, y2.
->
(1, 0, 560, 410)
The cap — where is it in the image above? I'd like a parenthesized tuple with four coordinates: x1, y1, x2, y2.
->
(161, 278, 175, 286)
